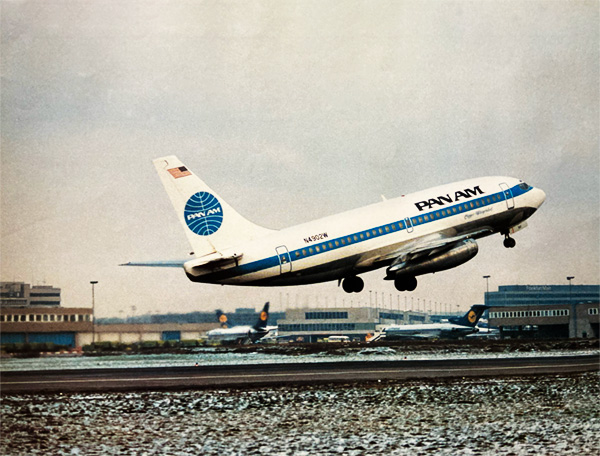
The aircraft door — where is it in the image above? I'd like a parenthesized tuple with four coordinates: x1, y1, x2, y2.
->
(499, 183, 515, 210)
(404, 217, 414, 233)
(275, 246, 292, 274)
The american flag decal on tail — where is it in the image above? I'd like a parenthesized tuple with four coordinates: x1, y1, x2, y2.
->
(168, 166, 191, 179)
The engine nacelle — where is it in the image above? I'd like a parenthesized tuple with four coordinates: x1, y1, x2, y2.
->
(386, 239, 479, 279)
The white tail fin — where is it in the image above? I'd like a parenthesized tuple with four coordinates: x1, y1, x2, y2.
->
(153, 156, 275, 258)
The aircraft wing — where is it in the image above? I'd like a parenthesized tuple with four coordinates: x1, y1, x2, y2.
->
(359, 228, 493, 271)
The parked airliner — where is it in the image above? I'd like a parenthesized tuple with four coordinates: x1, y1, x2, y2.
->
(123, 156, 546, 293)
(371, 305, 489, 340)
(206, 302, 271, 343)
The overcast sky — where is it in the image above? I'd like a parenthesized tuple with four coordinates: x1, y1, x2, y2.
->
(2, 0, 598, 318)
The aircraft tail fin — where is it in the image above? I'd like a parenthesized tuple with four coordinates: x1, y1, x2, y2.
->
(153, 156, 275, 258)
(216, 310, 232, 328)
(449, 305, 488, 327)
(252, 302, 270, 331)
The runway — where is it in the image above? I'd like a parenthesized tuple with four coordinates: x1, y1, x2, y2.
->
(1, 354, 597, 394)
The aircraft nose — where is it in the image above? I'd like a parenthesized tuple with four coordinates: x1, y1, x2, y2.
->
(535, 187, 546, 207)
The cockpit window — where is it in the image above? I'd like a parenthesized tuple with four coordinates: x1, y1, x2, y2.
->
(519, 182, 531, 190)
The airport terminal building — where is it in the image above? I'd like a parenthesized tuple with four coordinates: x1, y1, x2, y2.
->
(486, 285, 599, 339)
(278, 307, 431, 342)
(1, 282, 93, 347)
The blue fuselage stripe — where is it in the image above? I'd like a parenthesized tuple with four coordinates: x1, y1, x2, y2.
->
(197, 184, 532, 282)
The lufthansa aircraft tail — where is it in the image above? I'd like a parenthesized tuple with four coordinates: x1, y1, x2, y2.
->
(253, 302, 270, 330)
(215, 310, 232, 328)
(153, 156, 275, 258)
(448, 305, 488, 327)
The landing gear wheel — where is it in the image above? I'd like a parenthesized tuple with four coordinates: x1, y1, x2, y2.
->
(342, 276, 364, 293)
(352, 277, 365, 293)
(394, 276, 418, 292)
(503, 236, 516, 248)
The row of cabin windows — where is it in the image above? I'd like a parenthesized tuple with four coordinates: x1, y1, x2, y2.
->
(293, 192, 506, 259)
(294, 225, 401, 258)
(489, 309, 569, 319)
(589, 308, 599, 315)
(413, 194, 504, 226)
(1, 314, 91, 323)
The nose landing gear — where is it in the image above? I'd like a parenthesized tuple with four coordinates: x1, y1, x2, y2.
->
(503, 234, 516, 248)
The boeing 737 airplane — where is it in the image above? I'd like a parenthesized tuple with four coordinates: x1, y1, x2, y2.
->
(123, 156, 546, 293)
(206, 302, 271, 343)
(371, 305, 489, 340)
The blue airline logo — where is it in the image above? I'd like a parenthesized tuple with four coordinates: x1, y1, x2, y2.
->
(184, 192, 223, 236)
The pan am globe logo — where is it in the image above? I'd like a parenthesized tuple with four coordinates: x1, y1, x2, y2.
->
(184, 192, 223, 236)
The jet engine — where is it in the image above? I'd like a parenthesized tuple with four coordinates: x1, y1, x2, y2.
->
(386, 239, 479, 280)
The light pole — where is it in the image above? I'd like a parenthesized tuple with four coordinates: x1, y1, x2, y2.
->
(483, 275, 490, 293)
(567, 276, 575, 338)
(90, 281, 98, 345)
(483, 275, 491, 316)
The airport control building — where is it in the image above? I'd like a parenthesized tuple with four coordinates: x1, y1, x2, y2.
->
(486, 285, 599, 339)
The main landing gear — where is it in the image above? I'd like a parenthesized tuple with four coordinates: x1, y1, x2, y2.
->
(503, 234, 516, 248)
(394, 276, 418, 292)
(342, 276, 364, 293)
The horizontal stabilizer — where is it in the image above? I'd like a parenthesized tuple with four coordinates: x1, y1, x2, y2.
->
(120, 260, 187, 268)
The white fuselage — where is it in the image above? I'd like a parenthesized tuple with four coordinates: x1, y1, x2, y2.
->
(206, 326, 268, 342)
(382, 323, 478, 339)
(184, 176, 546, 287)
